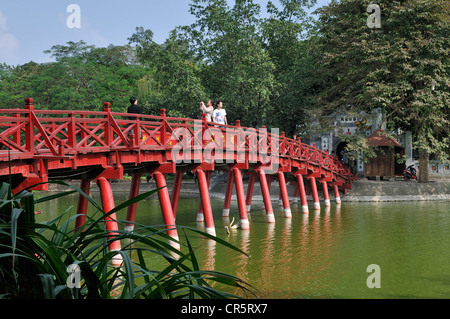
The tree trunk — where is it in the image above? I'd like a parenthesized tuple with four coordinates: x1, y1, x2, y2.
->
(418, 149, 429, 183)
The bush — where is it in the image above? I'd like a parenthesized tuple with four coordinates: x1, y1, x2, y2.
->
(0, 181, 253, 299)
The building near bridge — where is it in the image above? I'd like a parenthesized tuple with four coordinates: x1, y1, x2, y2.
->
(303, 108, 450, 180)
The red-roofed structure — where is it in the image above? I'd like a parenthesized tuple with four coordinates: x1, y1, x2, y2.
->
(367, 129, 402, 148)
(365, 129, 405, 179)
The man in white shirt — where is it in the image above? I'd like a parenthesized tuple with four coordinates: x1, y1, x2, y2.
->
(212, 101, 227, 127)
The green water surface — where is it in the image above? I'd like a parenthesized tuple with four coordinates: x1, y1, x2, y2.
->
(36, 191, 450, 299)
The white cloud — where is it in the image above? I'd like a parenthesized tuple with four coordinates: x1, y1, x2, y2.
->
(0, 10, 20, 64)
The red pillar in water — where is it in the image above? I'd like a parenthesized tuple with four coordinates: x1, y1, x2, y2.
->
(309, 177, 320, 210)
(196, 170, 211, 222)
(222, 171, 234, 217)
(75, 179, 91, 231)
(197, 169, 216, 236)
(153, 172, 180, 249)
(278, 171, 292, 218)
(233, 168, 250, 230)
(257, 169, 275, 223)
(171, 170, 183, 219)
(296, 173, 309, 213)
(342, 184, 348, 195)
(197, 197, 204, 222)
(322, 181, 331, 207)
(96, 177, 123, 266)
(334, 184, 341, 204)
(293, 182, 300, 204)
(125, 173, 142, 233)
(245, 172, 256, 212)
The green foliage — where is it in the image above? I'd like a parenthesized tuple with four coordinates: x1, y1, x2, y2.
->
(311, 0, 450, 181)
(0, 182, 253, 299)
(183, 0, 277, 127)
(0, 41, 146, 112)
(129, 28, 208, 119)
(261, 0, 318, 135)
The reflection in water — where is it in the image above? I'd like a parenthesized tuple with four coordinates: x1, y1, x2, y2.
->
(203, 239, 216, 272)
(232, 229, 250, 288)
(35, 193, 450, 299)
(216, 203, 345, 298)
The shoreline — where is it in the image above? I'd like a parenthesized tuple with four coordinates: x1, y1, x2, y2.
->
(47, 177, 450, 202)
(340, 178, 450, 202)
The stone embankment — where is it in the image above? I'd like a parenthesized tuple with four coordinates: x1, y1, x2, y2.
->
(48, 174, 450, 202)
(341, 178, 450, 202)
(209, 178, 449, 202)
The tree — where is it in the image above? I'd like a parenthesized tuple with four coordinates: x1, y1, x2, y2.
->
(129, 27, 207, 118)
(261, 0, 318, 136)
(183, 0, 277, 127)
(312, 0, 450, 182)
(43, 41, 146, 112)
(0, 61, 42, 109)
(0, 41, 146, 112)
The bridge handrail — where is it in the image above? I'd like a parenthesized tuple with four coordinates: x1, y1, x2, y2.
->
(0, 99, 354, 182)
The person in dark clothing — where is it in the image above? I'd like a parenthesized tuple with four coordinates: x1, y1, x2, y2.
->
(127, 97, 141, 119)
(127, 97, 142, 138)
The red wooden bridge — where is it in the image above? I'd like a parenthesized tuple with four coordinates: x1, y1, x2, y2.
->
(1, 98, 354, 264)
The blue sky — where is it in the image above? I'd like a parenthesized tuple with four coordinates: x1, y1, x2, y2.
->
(0, 0, 330, 66)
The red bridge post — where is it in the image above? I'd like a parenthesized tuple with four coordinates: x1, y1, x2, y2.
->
(171, 170, 184, 219)
(245, 172, 256, 212)
(257, 169, 275, 223)
(334, 184, 342, 204)
(196, 170, 211, 223)
(125, 173, 142, 233)
(222, 171, 234, 217)
(75, 179, 92, 232)
(96, 177, 123, 267)
(24, 98, 35, 153)
(153, 171, 180, 250)
(296, 173, 309, 214)
(197, 201, 204, 222)
(293, 182, 299, 204)
(342, 184, 348, 195)
(322, 181, 331, 207)
(103, 103, 112, 146)
(233, 167, 250, 230)
(309, 177, 321, 211)
(278, 188, 283, 207)
(197, 169, 216, 236)
(278, 171, 292, 218)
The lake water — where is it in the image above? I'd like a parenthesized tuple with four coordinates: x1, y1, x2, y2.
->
(35, 191, 450, 299)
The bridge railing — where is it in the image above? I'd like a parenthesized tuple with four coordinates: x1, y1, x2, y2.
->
(0, 99, 354, 182)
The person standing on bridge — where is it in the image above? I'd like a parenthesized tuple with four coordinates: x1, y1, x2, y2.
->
(127, 97, 141, 118)
(127, 97, 142, 138)
(200, 100, 214, 122)
(213, 100, 227, 127)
